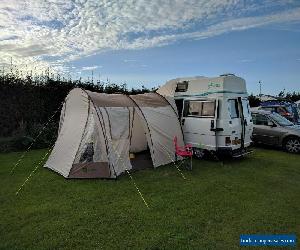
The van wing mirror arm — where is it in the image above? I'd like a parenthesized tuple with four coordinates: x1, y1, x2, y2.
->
(210, 128, 224, 132)
(267, 120, 276, 127)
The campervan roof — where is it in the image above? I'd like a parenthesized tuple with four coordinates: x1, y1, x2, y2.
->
(157, 74, 247, 98)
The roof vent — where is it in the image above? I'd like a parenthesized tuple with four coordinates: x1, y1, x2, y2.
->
(175, 81, 189, 92)
(220, 73, 235, 77)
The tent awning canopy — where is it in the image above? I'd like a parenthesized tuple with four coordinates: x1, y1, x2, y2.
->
(45, 88, 184, 178)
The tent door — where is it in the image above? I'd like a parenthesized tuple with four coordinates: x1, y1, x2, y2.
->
(129, 108, 153, 170)
(130, 149, 153, 171)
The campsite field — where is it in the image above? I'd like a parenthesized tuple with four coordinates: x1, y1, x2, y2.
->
(0, 148, 299, 249)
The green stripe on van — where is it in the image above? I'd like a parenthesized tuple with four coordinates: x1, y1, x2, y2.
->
(174, 90, 248, 98)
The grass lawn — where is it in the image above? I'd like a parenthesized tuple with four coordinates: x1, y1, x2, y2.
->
(0, 148, 299, 249)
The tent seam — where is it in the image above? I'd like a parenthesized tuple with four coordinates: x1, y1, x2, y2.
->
(96, 106, 118, 178)
(155, 92, 185, 141)
(68, 90, 91, 178)
(82, 89, 116, 178)
(127, 95, 156, 167)
(129, 107, 135, 149)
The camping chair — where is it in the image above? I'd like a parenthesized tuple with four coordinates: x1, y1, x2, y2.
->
(173, 136, 193, 170)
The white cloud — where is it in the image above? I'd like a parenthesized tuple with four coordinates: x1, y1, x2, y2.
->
(123, 59, 137, 63)
(81, 65, 102, 71)
(0, 0, 300, 74)
(237, 59, 254, 63)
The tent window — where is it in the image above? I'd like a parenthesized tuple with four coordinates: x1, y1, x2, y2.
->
(107, 108, 130, 140)
(74, 109, 105, 164)
(79, 142, 94, 163)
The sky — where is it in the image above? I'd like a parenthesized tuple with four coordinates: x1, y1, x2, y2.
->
(0, 0, 299, 95)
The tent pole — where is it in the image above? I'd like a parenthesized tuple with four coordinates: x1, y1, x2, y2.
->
(81, 89, 117, 178)
(126, 95, 156, 166)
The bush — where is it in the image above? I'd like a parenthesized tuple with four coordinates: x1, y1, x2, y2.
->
(0, 73, 155, 153)
(0, 137, 15, 152)
(27, 122, 58, 149)
(11, 136, 35, 151)
(0, 122, 58, 152)
(0, 135, 35, 152)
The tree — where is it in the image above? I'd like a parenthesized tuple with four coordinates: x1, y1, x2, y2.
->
(0, 72, 152, 151)
(248, 94, 260, 107)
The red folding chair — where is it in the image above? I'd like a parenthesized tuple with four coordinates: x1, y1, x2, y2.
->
(174, 136, 193, 170)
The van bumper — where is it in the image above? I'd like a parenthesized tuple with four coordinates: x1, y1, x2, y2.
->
(216, 147, 253, 158)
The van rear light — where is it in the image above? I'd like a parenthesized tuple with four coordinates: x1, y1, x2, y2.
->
(225, 137, 231, 146)
(282, 112, 291, 116)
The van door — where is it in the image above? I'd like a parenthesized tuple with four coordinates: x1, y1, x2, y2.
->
(241, 98, 252, 146)
(228, 99, 243, 149)
(181, 99, 218, 150)
(238, 97, 246, 149)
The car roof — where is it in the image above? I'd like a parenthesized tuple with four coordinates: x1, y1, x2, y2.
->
(251, 110, 272, 115)
(260, 105, 284, 107)
(261, 101, 292, 106)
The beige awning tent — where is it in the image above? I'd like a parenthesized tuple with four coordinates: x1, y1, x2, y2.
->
(44, 88, 184, 178)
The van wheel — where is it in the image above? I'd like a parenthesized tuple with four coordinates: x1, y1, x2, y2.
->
(284, 137, 300, 153)
(193, 148, 206, 159)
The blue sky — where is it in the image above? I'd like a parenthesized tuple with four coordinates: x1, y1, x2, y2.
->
(74, 27, 300, 95)
(0, 0, 300, 95)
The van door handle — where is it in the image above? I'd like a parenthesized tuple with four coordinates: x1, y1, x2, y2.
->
(211, 128, 224, 132)
(182, 119, 185, 125)
(210, 120, 215, 129)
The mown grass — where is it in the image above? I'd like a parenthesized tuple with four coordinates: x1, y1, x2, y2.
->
(0, 148, 299, 249)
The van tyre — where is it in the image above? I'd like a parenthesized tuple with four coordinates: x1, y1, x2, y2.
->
(193, 148, 206, 159)
(284, 137, 300, 153)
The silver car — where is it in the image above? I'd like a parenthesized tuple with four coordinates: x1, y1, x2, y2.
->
(251, 110, 300, 153)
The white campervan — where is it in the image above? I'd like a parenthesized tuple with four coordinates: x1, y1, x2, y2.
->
(157, 74, 253, 158)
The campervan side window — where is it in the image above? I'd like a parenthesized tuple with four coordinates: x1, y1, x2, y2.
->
(228, 99, 239, 118)
(184, 100, 215, 117)
(242, 99, 251, 116)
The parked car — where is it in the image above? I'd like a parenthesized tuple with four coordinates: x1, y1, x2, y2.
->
(258, 101, 299, 124)
(251, 110, 300, 153)
(296, 100, 300, 122)
(296, 100, 300, 110)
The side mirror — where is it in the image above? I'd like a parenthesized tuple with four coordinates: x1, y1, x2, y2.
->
(267, 120, 276, 127)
